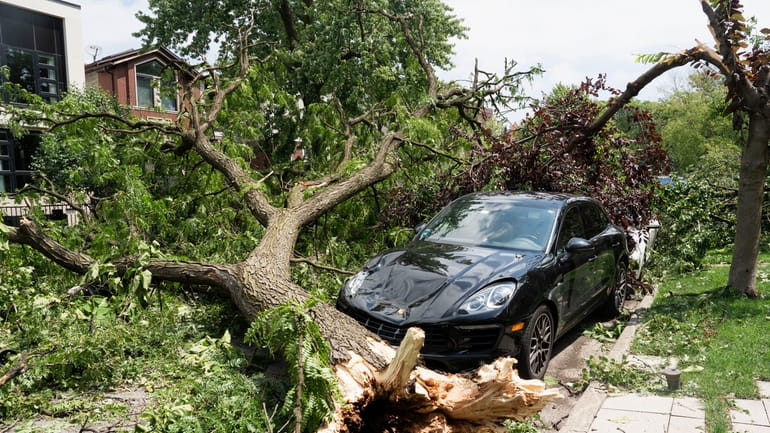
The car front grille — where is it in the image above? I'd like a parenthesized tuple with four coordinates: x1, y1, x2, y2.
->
(347, 309, 502, 355)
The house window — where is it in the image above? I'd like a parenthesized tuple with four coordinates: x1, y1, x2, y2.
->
(0, 130, 40, 193)
(0, 3, 66, 104)
(135, 60, 178, 111)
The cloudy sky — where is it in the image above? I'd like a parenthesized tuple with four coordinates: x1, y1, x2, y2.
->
(77, 0, 770, 102)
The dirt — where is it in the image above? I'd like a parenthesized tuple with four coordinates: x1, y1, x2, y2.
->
(2, 387, 151, 433)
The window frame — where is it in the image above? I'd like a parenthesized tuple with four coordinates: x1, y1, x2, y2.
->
(0, 3, 66, 104)
(134, 59, 179, 112)
(0, 130, 40, 194)
(580, 202, 610, 239)
(555, 205, 586, 254)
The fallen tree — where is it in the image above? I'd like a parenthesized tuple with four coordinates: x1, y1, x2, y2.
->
(3, 1, 560, 430)
(8, 0, 763, 430)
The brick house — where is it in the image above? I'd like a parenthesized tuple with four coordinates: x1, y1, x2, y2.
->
(85, 46, 192, 122)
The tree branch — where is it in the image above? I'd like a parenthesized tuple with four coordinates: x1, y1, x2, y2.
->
(296, 132, 402, 224)
(406, 139, 467, 165)
(290, 257, 355, 275)
(6, 219, 94, 273)
(46, 112, 182, 136)
(369, 9, 438, 101)
(191, 137, 278, 226)
(698, 0, 762, 107)
(0, 347, 57, 387)
(5, 219, 238, 295)
(584, 49, 695, 137)
(19, 174, 93, 224)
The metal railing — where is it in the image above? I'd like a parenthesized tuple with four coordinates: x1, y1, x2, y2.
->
(0, 203, 79, 226)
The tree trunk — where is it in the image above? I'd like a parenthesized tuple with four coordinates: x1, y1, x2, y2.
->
(5, 194, 560, 431)
(727, 112, 769, 297)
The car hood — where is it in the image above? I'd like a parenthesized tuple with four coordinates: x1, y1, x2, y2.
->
(346, 240, 545, 324)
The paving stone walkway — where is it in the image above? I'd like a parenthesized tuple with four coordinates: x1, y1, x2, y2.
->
(586, 381, 770, 433)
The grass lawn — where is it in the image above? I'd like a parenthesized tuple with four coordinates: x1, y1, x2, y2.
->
(631, 250, 770, 433)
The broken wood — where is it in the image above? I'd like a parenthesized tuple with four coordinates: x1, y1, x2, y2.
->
(0, 347, 57, 387)
(0, 354, 30, 387)
(320, 327, 564, 433)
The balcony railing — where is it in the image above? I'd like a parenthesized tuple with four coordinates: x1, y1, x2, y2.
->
(1, 203, 79, 226)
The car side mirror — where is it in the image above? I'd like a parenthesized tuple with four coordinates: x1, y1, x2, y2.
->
(415, 223, 426, 234)
(565, 237, 594, 254)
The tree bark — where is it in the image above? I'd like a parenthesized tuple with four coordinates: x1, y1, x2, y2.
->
(727, 112, 770, 297)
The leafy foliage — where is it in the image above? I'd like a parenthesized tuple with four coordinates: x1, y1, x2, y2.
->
(381, 76, 669, 236)
(582, 313, 629, 344)
(644, 72, 742, 174)
(577, 355, 667, 393)
(0, 243, 282, 432)
(649, 178, 737, 273)
(504, 417, 542, 433)
(245, 300, 339, 432)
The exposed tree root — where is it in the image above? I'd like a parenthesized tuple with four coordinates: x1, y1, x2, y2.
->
(320, 328, 564, 433)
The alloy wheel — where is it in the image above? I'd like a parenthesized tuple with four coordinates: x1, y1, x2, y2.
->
(527, 310, 553, 377)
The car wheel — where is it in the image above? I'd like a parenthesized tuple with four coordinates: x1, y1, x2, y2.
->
(518, 305, 554, 380)
(603, 261, 628, 316)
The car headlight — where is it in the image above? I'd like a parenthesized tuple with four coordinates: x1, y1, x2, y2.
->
(458, 282, 516, 316)
(343, 270, 368, 298)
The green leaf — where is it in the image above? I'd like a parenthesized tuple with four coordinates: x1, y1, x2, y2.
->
(140, 269, 152, 291)
(635, 52, 672, 64)
(33, 295, 58, 309)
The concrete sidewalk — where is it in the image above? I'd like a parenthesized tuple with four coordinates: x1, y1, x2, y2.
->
(557, 290, 770, 433)
(586, 387, 770, 432)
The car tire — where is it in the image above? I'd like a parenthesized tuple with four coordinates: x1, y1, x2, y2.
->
(602, 261, 628, 317)
(518, 305, 554, 380)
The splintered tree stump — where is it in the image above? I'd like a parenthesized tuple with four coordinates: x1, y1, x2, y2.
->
(320, 327, 563, 433)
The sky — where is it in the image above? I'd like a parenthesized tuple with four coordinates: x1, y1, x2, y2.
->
(77, 0, 770, 105)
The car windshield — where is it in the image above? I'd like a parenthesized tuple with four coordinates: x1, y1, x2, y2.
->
(420, 196, 558, 252)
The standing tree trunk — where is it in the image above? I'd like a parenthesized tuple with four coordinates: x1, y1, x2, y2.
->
(728, 113, 770, 298)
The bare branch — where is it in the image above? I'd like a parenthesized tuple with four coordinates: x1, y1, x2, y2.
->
(585, 49, 696, 137)
(406, 139, 467, 165)
(45, 112, 182, 136)
(291, 256, 355, 275)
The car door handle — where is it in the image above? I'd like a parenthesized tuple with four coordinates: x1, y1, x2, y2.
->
(611, 241, 620, 247)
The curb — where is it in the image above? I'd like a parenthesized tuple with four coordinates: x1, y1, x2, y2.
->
(558, 289, 657, 433)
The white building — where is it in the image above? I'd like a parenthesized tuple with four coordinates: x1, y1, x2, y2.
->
(1, 0, 83, 223)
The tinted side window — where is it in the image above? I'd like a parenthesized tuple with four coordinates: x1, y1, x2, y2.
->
(581, 202, 609, 239)
(556, 207, 585, 252)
